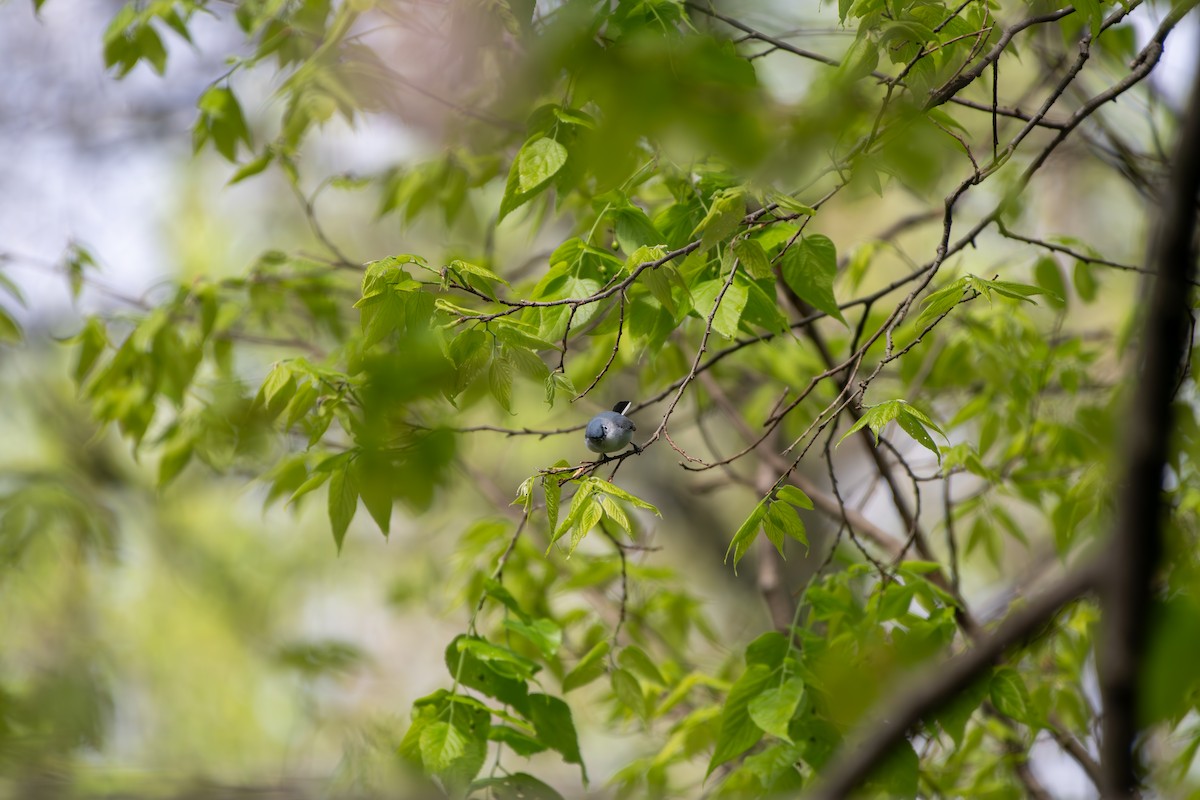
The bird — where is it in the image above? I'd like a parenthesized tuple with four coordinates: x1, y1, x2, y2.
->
(584, 401, 640, 459)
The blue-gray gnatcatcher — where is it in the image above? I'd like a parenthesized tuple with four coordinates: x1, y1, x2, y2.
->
(585, 401, 640, 457)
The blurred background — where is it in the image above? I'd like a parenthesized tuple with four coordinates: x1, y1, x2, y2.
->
(2, 0, 1198, 797)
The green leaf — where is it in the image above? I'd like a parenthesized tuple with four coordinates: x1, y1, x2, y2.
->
(741, 741, 805, 794)
(68, 317, 107, 383)
(899, 560, 943, 574)
(707, 663, 774, 775)
(563, 641, 610, 692)
(470, 773, 565, 800)
(929, 673, 990, 747)
(611, 668, 647, 718)
(449, 258, 511, 287)
(483, 579, 527, 620)
(1073, 260, 1098, 303)
(725, 499, 769, 569)
(748, 676, 804, 741)
(445, 636, 531, 714)
(780, 235, 846, 325)
(515, 475, 535, 511)
(136, 24, 167, 74)
(489, 350, 514, 412)
(567, 499, 603, 557)
(518, 137, 568, 193)
(733, 238, 773, 280)
(837, 400, 905, 447)
(837, 33, 880, 82)
(451, 329, 491, 396)
(420, 720, 468, 771)
(354, 459, 393, 536)
(544, 477, 562, 536)
(157, 433, 193, 487)
(776, 485, 814, 510)
(1034, 256, 1067, 309)
(229, 149, 274, 184)
(896, 411, 940, 462)
(969, 275, 1049, 304)
(528, 694, 586, 781)
(258, 362, 296, 417)
(328, 464, 358, 553)
(614, 208, 664, 255)
(990, 666, 1033, 725)
(766, 502, 808, 551)
(768, 192, 816, 217)
(496, 323, 559, 353)
(896, 401, 944, 435)
(587, 478, 661, 514)
(504, 617, 563, 660)
(487, 728, 548, 757)
(692, 189, 745, 252)
(598, 494, 631, 533)
(357, 287, 408, 348)
(692, 279, 748, 339)
(1141, 595, 1200, 725)
(506, 344, 550, 381)
(458, 638, 541, 680)
(642, 264, 678, 317)
(864, 738, 919, 800)
(617, 646, 666, 686)
(194, 86, 251, 162)
(875, 581, 916, 621)
(916, 277, 968, 328)
(741, 277, 789, 334)
(554, 106, 596, 128)
(552, 484, 593, 549)
(289, 469, 332, 506)
(763, 512, 785, 556)
(745, 632, 790, 669)
(544, 371, 575, 406)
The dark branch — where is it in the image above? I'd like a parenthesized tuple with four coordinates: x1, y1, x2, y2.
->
(1098, 34, 1200, 797)
(804, 562, 1099, 800)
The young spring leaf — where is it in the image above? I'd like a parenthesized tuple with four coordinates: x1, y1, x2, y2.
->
(499, 136, 568, 220)
(420, 721, 468, 772)
(707, 663, 774, 775)
(916, 276, 969, 328)
(563, 641, 610, 692)
(691, 279, 748, 339)
(504, 617, 563, 660)
(725, 499, 770, 569)
(587, 478, 661, 515)
(527, 694, 587, 782)
(747, 676, 804, 741)
(328, 463, 359, 553)
(775, 485, 814, 510)
(766, 501, 808, 551)
(518, 137, 568, 193)
(611, 668, 648, 718)
(780, 235, 846, 325)
(692, 189, 745, 252)
(567, 499, 603, 557)
(733, 237, 773, 280)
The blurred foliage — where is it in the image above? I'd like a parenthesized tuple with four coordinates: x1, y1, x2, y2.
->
(3, 0, 1200, 798)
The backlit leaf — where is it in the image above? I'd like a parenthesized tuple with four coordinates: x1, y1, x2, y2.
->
(780, 235, 846, 325)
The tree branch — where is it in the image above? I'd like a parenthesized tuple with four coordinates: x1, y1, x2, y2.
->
(1098, 32, 1200, 797)
(804, 561, 1100, 800)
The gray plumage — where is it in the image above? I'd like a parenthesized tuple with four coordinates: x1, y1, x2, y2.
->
(584, 401, 637, 455)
